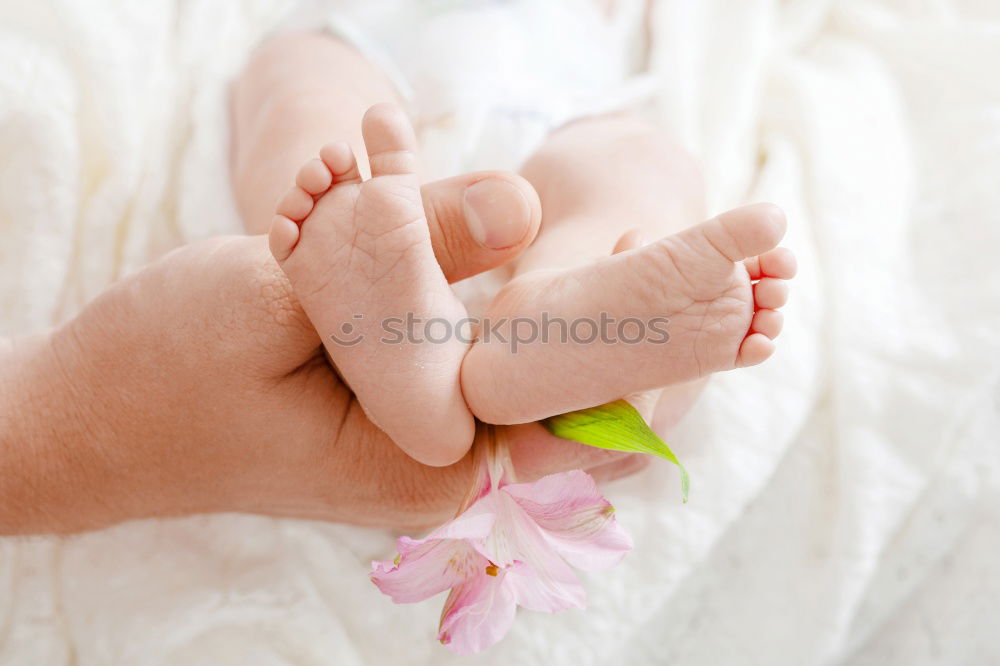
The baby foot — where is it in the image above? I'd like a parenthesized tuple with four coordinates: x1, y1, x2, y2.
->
(269, 104, 474, 466)
(461, 204, 796, 424)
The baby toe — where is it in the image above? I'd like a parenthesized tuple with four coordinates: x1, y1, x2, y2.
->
(319, 141, 361, 183)
(276, 186, 314, 221)
(268, 214, 300, 263)
(296, 158, 333, 196)
(736, 332, 775, 367)
(758, 247, 797, 279)
(707, 203, 786, 262)
(753, 278, 789, 310)
(750, 309, 783, 339)
(362, 103, 419, 178)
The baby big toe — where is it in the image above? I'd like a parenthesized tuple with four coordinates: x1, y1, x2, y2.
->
(702, 203, 787, 262)
(362, 103, 419, 178)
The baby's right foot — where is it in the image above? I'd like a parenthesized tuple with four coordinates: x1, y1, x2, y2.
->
(461, 204, 796, 424)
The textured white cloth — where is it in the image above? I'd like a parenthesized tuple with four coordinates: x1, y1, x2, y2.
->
(1, 0, 998, 664)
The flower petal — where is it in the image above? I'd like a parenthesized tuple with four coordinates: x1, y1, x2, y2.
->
(370, 498, 498, 604)
(438, 566, 517, 655)
(483, 492, 586, 612)
(504, 559, 585, 613)
(371, 538, 486, 604)
(422, 495, 497, 541)
(504, 470, 633, 571)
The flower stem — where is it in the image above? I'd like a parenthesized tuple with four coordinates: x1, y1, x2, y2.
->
(455, 423, 517, 516)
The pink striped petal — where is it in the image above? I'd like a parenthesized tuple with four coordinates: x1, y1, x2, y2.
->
(482, 492, 586, 612)
(422, 497, 497, 541)
(372, 538, 486, 604)
(504, 559, 585, 613)
(370, 500, 497, 603)
(504, 470, 633, 571)
(438, 565, 517, 655)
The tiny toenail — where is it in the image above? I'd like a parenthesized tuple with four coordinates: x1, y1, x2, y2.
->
(463, 179, 531, 249)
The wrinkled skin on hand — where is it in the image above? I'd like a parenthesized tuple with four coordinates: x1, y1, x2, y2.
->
(47, 235, 645, 532)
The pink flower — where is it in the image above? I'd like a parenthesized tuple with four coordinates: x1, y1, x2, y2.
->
(371, 455, 632, 654)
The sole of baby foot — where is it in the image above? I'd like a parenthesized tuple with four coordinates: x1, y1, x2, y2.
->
(268, 103, 475, 466)
(461, 203, 796, 425)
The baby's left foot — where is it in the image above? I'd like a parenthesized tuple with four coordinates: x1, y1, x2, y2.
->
(462, 204, 796, 424)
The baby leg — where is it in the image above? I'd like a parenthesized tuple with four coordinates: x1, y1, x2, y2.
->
(231, 33, 401, 235)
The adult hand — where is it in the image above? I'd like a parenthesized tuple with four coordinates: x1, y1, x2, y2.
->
(0, 171, 645, 535)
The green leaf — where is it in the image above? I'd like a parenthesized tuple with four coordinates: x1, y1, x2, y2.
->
(542, 399, 690, 503)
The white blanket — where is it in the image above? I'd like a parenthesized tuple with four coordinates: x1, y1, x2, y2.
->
(1, 1, 998, 664)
